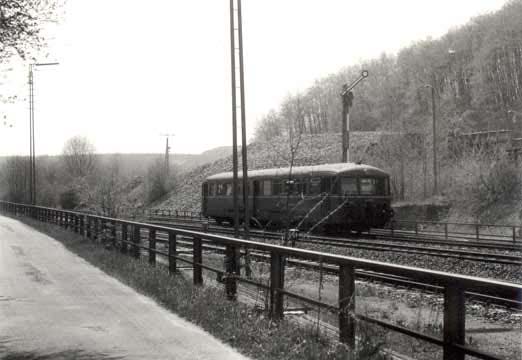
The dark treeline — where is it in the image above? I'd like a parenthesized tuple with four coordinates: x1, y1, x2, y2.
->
(254, 0, 522, 142)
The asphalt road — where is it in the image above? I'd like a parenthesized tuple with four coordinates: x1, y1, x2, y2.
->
(0, 215, 249, 360)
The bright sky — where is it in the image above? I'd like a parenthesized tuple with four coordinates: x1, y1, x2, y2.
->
(0, 0, 508, 156)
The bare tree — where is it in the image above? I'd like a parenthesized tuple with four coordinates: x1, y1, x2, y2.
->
(0, 0, 62, 60)
(62, 136, 97, 179)
(0, 156, 30, 203)
(93, 156, 124, 217)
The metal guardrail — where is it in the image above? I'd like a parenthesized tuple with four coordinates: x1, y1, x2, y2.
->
(385, 219, 521, 245)
(1, 201, 521, 360)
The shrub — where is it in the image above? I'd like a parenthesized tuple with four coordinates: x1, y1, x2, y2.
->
(59, 189, 80, 209)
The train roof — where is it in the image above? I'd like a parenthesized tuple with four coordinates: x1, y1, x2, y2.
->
(205, 162, 389, 181)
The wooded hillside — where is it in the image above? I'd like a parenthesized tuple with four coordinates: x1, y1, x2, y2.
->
(254, 0, 522, 142)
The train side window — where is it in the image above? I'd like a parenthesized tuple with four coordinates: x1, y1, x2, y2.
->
(273, 180, 282, 195)
(262, 180, 272, 195)
(341, 177, 358, 195)
(309, 177, 321, 195)
(225, 183, 233, 196)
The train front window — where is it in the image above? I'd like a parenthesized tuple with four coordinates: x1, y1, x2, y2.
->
(341, 177, 358, 195)
(309, 177, 321, 195)
(359, 178, 386, 195)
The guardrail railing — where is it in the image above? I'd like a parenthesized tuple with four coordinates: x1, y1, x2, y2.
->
(1, 201, 520, 360)
(383, 219, 521, 245)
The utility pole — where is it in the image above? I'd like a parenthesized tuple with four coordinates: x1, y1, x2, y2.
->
(230, 0, 249, 239)
(28, 62, 59, 205)
(160, 133, 174, 179)
(341, 70, 368, 162)
(230, 0, 240, 239)
(28, 65, 34, 205)
(237, 0, 249, 241)
(425, 82, 438, 195)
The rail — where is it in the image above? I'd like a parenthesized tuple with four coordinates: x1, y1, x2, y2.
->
(1, 201, 521, 360)
(136, 207, 522, 245)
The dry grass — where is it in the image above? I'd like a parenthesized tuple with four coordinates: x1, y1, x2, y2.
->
(19, 218, 387, 360)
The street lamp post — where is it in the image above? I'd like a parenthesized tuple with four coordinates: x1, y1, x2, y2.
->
(28, 62, 59, 205)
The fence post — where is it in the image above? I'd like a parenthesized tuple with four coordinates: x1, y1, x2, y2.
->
(443, 282, 465, 360)
(444, 223, 448, 240)
(339, 264, 356, 348)
(270, 252, 285, 319)
(513, 227, 517, 244)
(475, 224, 480, 240)
(149, 228, 156, 265)
(168, 232, 177, 274)
(133, 225, 140, 259)
(193, 237, 203, 285)
(391, 220, 395, 236)
(121, 224, 127, 254)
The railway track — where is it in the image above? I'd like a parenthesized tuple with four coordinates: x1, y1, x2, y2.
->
(138, 230, 521, 310)
(139, 213, 521, 249)
(141, 218, 522, 266)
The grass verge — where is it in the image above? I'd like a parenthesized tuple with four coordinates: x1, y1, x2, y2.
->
(18, 218, 386, 360)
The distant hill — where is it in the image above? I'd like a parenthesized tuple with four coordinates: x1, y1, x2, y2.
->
(155, 132, 383, 212)
(0, 146, 233, 178)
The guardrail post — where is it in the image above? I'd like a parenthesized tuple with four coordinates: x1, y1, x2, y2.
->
(168, 232, 177, 274)
(443, 283, 465, 360)
(225, 246, 238, 300)
(93, 218, 99, 241)
(80, 215, 85, 237)
(193, 237, 203, 285)
(65, 213, 69, 230)
(444, 223, 448, 240)
(149, 228, 156, 265)
(513, 227, 517, 243)
(339, 264, 356, 348)
(475, 224, 479, 240)
(414, 222, 418, 236)
(391, 220, 395, 236)
(111, 220, 117, 248)
(270, 252, 285, 320)
(133, 225, 140, 259)
(86, 216, 91, 239)
(121, 224, 127, 254)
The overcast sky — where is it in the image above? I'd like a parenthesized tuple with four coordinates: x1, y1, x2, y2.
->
(0, 0, 508, 156)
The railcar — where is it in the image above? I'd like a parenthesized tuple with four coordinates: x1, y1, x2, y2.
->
(202, 162, 394, 233)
